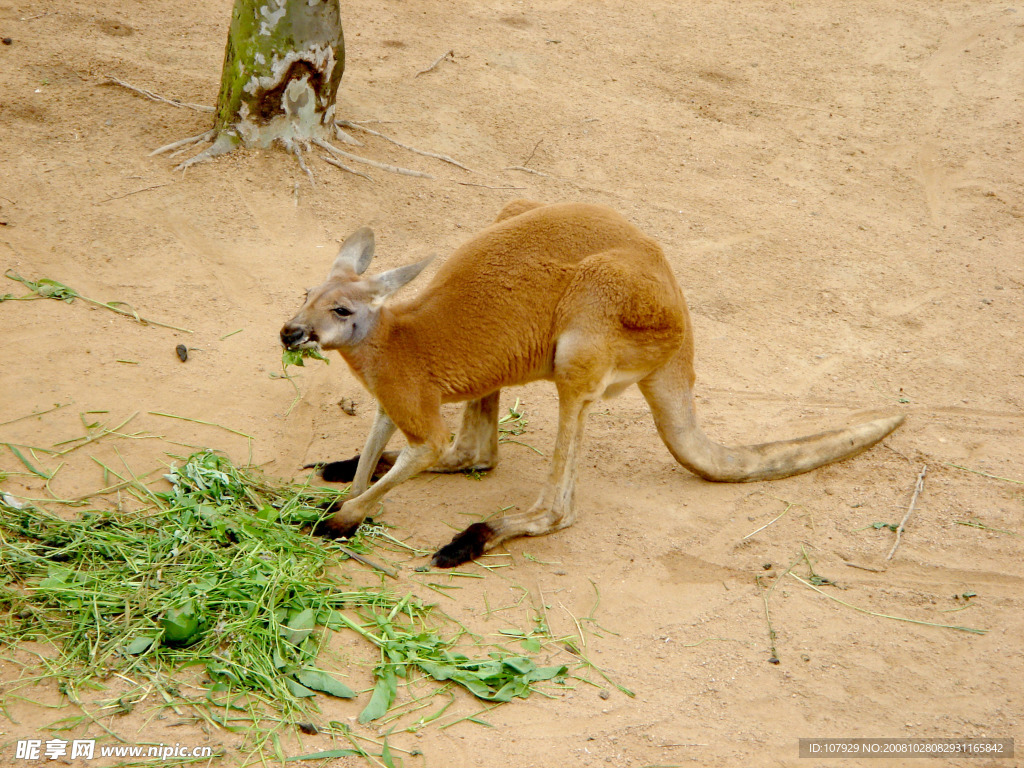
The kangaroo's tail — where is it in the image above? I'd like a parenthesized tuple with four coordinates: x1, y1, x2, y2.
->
(639, 365, 904, 482)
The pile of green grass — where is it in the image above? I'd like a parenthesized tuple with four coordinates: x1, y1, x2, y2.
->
(0, 450, 566, 762)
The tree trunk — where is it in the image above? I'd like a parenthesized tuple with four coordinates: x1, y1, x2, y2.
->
(179, 0, 344, 165)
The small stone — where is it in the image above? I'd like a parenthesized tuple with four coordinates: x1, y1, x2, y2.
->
(2, 37, 13, 45)
(175, 344, 188, 362)
(599, 689, 610, 700)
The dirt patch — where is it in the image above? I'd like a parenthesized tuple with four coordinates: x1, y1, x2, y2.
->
(1, 0, 1021, 766)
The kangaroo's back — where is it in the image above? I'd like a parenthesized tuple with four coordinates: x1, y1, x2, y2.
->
(387, 202, 675, 397)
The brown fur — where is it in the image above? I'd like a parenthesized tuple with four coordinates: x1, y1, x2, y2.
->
(281, 201, 904, 566)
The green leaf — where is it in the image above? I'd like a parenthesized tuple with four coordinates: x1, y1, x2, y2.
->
(381, 736, 397, 768)
(501, 656, 536, 676)
(7, 444, 51, 479)
(295, 669, 356, 699)
(285, 678, 317, 698)
(282, 607, 316, 645)
(125, 635, 156, 655)
(520, 637, 542, 653)
(161, 600, 201, 646)
(523, 664, 567, 683)
(282, 348, 330, 368)
(358, 668, 397, 723)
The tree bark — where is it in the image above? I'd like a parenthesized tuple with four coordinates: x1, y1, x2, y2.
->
(180, 0, 345, 166)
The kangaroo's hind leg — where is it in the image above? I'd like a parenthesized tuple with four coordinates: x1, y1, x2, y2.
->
(430, 391, 501, 473)
(320, 393, 501, 483)
(432, 336, 607, 567)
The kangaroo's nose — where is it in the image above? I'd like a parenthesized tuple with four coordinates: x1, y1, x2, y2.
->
(280, 324, 307, 349)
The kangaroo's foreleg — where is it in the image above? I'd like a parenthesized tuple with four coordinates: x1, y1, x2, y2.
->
(317, 439, 443, 538)
(316, 405, 446, 539)
(430, 391, 501, 473)
(349, 406, 398, 497)
(317, 407, 399, 485)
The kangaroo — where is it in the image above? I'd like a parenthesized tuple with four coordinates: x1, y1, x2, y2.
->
(280, 201, 904, 568)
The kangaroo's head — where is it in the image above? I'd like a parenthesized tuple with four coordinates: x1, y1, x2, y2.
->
(280, 227, 434, 352)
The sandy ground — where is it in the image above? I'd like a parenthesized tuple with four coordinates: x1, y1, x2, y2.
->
(1, 0, 1022, 766)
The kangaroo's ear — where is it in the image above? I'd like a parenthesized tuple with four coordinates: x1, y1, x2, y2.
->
(370, 255, 435, 302)
(329, 227, 375, 278)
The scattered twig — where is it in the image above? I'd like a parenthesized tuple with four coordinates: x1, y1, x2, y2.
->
(755, 576, 779, 664)
(504, 165, 553, 178)
(95, 183, 171, 205)
(886, 465, 927, 561)
(338, 546, 399, 580)
(0, 403, 70, 428)
(843, 561, 887, 573)
(54, 413, 139, 457)
(955, 520, 1019, 537)
(741, 502, 794, 541)
(415, 49, 454, 76)
(337, 120, 473, 172)
(21, 11, 58, 21)
(103, 76, 215, 112)
(456, 182, 527, 190)
(521, 138, 544, 167)
(946, 463, 1023, 486)
(147, 411, 254, 440)
(789, 573, 986, 634)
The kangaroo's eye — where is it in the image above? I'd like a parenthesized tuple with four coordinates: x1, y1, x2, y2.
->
(332, 306, 353, 318)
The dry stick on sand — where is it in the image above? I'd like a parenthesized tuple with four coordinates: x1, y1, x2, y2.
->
(102, 76, 214, 113)
(337, 546, 399, 580)
(741, 502, 795, 541)
(415, 49, 454, 77)
(95, 183, 172, 205)
(886, 465, 927, 561)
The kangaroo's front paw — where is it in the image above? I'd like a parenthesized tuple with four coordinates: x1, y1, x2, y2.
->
(312, 516, 361, 540)
(312, 499, 365, 540)
(430, 522, 496, 568)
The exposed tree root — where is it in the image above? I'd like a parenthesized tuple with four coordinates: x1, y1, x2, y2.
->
(170, 132, 242, 171)
(321, 154, 372, 181)
(150, 130, 216, 159)
(337, 120, 474, 171)
(151, 124, 474, 182)
(312, 137, 431, 179)
(103, 76, 214, 113)
(118, 75, 472, 181)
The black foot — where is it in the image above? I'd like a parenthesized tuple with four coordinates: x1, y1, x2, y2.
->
(316, 456, 361, 483)
(310, 452, 398, 483)
(312, 512, 361, 540)
(430, 522, 495, 568)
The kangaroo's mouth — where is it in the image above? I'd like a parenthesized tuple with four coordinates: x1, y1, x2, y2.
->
(280, 324, 320, 351)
